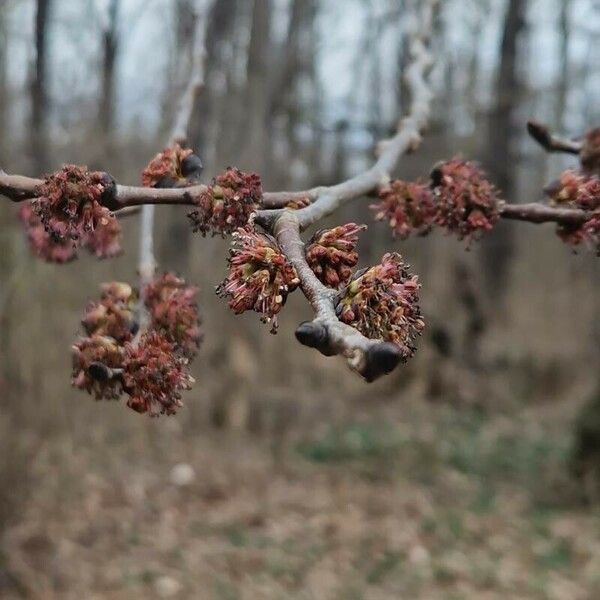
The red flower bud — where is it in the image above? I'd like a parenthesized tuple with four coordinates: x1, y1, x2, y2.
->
(141, 144, 202, 188)
(305, 223, 366, 287)
(82, 282, 138, 343)
(547, 170, 600, 253)
(430, 158, 500, 242)
(188, 168, 261, 236)
(216, 226, 299, 332)
(371, 180, 435, 239)
(18, 202, 77, 263)
(122, 331, 194, 416)
(33, 165, 115, 244)
(71, 335, 124, 399)
(336, 252, 424, 360)
(581, 127, 600, 174)
(144, 273, 202, 358)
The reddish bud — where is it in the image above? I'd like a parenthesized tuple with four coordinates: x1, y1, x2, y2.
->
(336, 252, 424, 360)
(547, 170, 600, 253)
(216, 226, 299, 332)
(144, 273, 202, 358)
(141, 144, 202, 188)
(188, 168, 261, 236)
(71, 335, 124, 399)
(305, 223, 366, 287)
(371, 180, 435, 239)
(581, 128, 600, 174)
(82, 282, 138, 343)
(122, 331, 194, 416)
(18, 202, 77, 263)
(430, 158, 500, 242)
(33, 165, 115, 243)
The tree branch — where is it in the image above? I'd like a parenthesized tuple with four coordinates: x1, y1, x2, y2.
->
(526, 120, 582, 155)
(253, 0, 439, 380)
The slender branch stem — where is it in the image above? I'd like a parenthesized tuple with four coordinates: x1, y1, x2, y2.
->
(526, 120, 582, 155)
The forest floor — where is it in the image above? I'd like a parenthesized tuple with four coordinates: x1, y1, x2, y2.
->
(1, 397, 600, 600)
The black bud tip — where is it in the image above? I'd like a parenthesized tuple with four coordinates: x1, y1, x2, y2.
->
(181, 153, 204, 179)
(295, 321, 333, 355)
(363, 342, 402, 382)
(88, 361, 111, 382)
(430, 162, 444, 188)
(100, 173, 118, 210)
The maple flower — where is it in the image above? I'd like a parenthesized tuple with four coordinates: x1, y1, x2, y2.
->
(144, 273, 202, 358)
(188, 167, 262, 236)
(18, 202, 77, 263)
(122, 331, 194, 416)
(33, 165, 115, 242)
(141, 143, 203, 188)
(581, 127, 600, 174)
(371, 180, 436, 239)
(305, 223, 366, 287)
(71, 335, 124, 400)
(547, 170, 600, 253)
(336, 252, 424, 359)
(216, 227, 299, 332)
(430, 158, 500, 242)
(82, 282, 138, 344)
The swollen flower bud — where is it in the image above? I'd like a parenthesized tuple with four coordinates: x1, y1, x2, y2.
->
(188, 168, 261, 236)
(581, 128, 600, 174)
(18, 202, 77, 263)
(371, 180, 435, 239)
(546, 170, 600, 253)
(122, 331, 194, 416)
(144, 273, 202, 358)
(305, 223, 366, 287)
(71, 335, 124, 399)
(33, 165, 116, 243)
(82, 282, 138, 343)
(336, 253, 424, 360)
(141, 144, 203, 188)
(216, 227, 299, 332)
(430, 158, 500, 242)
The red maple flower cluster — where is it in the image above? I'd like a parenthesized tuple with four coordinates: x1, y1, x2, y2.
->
(141, 144, 203, 188)
(18, 203, 77, 263)
(581, 127, 600, 174)
(547, 170, 600, 253)
(371, 180, 435, 239)
(20, 165, 122, 261)
(430, 158, 500, 241)
(82, 282, 138, 343)
(305, 223, 366, 287)
(188, 168, 262, 236)
(122, 331, 194, 416)
(144, 272, 202, 358)
(217, 227, 299, 332)
(336, 252, 424, 359)
(72, 273, 200, 416)
(371, 159, 500, 243)
(72, 335, 125, 400)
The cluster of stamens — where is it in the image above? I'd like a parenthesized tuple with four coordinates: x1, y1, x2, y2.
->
(217, 226, 299, 333)
(20, 165, 122, 261)
(336, 253, 424, 359)
(188, 168, 262, 236)
(71, 274, 200, 416)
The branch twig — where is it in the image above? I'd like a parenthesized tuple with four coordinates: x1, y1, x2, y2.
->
(526, 120, 582, 155)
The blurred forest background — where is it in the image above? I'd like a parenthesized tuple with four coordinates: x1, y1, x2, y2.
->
(1, 0, 600, 598)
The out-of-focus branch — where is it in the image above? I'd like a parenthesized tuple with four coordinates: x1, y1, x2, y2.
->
(499, 202, 588, 225)
(259, 1, 437, 227)
(527, 120, 582, 155)
(138, 1, 208, 327)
